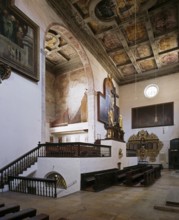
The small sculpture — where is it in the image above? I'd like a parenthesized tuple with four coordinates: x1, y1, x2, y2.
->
(108, 108, 114, 126)
(119, 114, 123, 129)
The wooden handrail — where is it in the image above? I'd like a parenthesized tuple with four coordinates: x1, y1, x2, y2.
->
(0, 143, 45, 188)
(0, 142, 111, 189)
(8, 175, 57, 198)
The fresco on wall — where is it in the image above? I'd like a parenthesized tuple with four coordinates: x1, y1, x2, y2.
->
(50, 69, 88, 127)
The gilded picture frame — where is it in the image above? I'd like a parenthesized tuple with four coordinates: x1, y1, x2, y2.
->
(97, 77, 114, 124)
(0, 0, 39, 81)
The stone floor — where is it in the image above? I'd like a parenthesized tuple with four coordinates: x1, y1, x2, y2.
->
(1, 169, 179, 220)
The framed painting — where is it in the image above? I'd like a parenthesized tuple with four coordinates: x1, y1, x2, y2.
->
(97, 77, 114, 124)
(132, 102, 174, 129)
(0, 0, 39, 81)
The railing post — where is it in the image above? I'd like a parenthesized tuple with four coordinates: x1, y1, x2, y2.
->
(38, 141, 41, 157)
(0, 171, 3, 188)
(54, 175, 57, 198)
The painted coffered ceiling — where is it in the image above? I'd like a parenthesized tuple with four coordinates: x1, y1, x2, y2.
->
(46, 0, 179, 85)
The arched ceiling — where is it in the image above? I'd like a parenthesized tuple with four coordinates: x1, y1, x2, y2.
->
(47, 0, 179, 85)
(45, 25, 83, 74)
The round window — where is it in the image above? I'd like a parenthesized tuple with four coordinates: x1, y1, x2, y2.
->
(144, 84, 159, 98)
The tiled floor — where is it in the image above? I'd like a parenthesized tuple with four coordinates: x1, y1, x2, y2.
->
(0, 169, 179, 220)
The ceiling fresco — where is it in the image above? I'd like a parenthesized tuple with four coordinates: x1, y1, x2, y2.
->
(47, 0, 179, 85)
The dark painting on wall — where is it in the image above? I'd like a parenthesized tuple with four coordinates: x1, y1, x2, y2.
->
(97, 77, 114, 124)
(97, 77, 120, 125)
(132, 102, 174, 129)
(0, 0, 39, 81)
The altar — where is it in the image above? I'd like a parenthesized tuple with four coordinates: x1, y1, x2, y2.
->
(101, 139, 138, 170)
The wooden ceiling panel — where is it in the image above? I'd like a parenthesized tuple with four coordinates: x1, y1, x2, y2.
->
(138, 59, 157, 72)
(121, 21, 148, 46)
(159, 52, 178, 66)
(47, 0, 179, 85)
(156, 35, 178, 53)
(120, 64, 137, 76)
(99, 30, 123, 51)
(133, 44, 153, 60)
(111, 50, 130, 66)
(150, 5, 178, 37)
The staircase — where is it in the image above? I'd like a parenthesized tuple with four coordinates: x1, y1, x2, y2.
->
(0, 142, 111, 196)
(0, 143, 46, 189)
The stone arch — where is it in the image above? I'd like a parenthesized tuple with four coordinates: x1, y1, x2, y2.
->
(45, 171, 67, 189)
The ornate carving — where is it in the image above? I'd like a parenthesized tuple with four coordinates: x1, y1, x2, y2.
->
(118, 148, 123, 158)
(127, 130, 163, 162)
(0, 62, 11, 83)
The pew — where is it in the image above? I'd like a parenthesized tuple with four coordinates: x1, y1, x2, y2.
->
(81, 168, 118, 191)
(0, 203, 50, 220)
(115, 169, 128, 185)
(0, 204, 20, 217)
(93, 170, 117, 191)
(141, 169, 155, 186)
(81, 164, 162, 191)
(0, 208, 37, 220)
(124, 165, 154, 186)
(29, 213, 49, 220)
(123, 164, 147, 171)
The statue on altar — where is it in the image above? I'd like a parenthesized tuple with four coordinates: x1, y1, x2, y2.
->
(105, 110, 125, 142)
(97, 76, 125, 142)
(119, 114, 123, 129)
(108, 108, 114, 126)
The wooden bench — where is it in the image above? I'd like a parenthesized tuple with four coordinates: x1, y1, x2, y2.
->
(0, 204, 20, 217)
(141, 169, 155, 186)
(93, 170, 118, 191)
(81, 168, 118, 191)
(151, 164, 162, 179)
(0, 208, 37, 220)
(29, 213, 49, 220)
(115, 169, 128, 184)
(123, 164, 147, 171)
(124, 165, 154, 186)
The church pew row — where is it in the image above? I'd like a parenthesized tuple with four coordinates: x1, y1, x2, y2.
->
(0, 208, 37, 220)
(119, 165, 162, 186)
(29, 214, 49, 220)
(81, 164, 162, 191)
(81, 168, 119, 191)
(123, 165, 154, 186)
(93, 170, 117, 192)
(0, 204, 20, 217)
(0, 204, 49, 220)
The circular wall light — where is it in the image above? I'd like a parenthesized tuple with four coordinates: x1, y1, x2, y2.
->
(144, 84, 159, 98)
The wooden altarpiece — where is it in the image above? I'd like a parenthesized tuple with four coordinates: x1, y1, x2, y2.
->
(97, 76, 124, 142)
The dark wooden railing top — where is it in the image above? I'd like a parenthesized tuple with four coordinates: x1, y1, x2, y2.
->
(0, 142, 111, 188)
(41, 142, 111, 158)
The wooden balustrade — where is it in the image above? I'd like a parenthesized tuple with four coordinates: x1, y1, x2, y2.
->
(0, 142, 111, 190)
(8, 176, 57, 198)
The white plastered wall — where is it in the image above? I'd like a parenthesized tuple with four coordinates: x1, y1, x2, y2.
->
(119, 73, 179, 167)
(0, 0, 70, 167)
